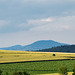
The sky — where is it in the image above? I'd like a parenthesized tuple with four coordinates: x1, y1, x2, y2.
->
(0, 0, 75, 47)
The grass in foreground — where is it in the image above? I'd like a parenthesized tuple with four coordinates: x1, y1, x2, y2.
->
(0, 60, 75, 75)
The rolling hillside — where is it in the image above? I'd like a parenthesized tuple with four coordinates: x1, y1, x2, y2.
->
(37, 45, 75, 53)
(0, 40, 67, 51)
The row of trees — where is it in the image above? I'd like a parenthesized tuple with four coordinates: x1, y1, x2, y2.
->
(0, 70, 30, 75)
(59, 65, 75, 75)
(38, 45, 75, 53)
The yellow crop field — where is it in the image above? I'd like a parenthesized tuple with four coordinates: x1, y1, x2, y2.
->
(38, 72, 73, 75)
(0, 50, 75, 63)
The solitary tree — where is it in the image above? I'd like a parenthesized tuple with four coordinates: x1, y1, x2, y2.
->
(0, 70, 2, 75)
(58, 66, 68, 75)
(52, 54, 55, 56)
(23, 71, 30, 75)
(18, 72, 23, 75)
(72, 65, 75, 75)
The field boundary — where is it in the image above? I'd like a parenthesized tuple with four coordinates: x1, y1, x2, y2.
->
(0, 59, 75, 64)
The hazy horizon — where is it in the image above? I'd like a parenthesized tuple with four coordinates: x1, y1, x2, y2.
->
(0, 40, 71, 48)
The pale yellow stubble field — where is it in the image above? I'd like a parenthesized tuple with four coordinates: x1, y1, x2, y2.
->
(38, 72, 73, 75)
(0, 50, 75, 63)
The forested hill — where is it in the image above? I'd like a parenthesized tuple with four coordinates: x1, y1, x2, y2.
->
(0, 40, 67, 51)
(37, 45, 75, 53)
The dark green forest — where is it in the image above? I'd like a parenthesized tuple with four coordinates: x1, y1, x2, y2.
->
(37, 45, 75, 53)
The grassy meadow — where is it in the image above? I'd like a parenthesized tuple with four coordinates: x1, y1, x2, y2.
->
(0, 60, 75, 75)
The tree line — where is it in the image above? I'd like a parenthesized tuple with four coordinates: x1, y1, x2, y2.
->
(0, 70, 30, 75)
(37, 45, 75, 53)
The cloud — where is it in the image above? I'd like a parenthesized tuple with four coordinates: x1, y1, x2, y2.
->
(0, 0, 6, 2)
(0, 20, 10, 28)
(16, 16, 75, 35)
(19, 0, 75, 3)
(60, 25, 70, 30)
(40, 18, 53, 22)
(28, 18, 53, 25)
(0, 15, 75, 34)
(29, 16, 75, 32)
(18, 18, 53, 30)
(1, 0, 73, 3)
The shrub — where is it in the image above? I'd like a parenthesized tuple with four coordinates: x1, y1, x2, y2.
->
(6, 72, 8, 75)
(18, 72, 23, 75)
(52, 54, 55, 56)
(72, 65, 75, 75)
(12, 71, 30, 75)
(12, 71, 19, 75)
(58, 66, 68, 75)
(0, 70, 2, 75)
(23, 71, 30, 75)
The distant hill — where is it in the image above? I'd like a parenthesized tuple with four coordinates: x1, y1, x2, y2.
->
(0, 40, 68, 51)
(37, 45, 75, 53)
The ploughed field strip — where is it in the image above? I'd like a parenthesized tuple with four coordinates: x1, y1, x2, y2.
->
(0, 50, 75, 63)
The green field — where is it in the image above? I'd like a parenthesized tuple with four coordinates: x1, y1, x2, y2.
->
(0, 60, 75, 75)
